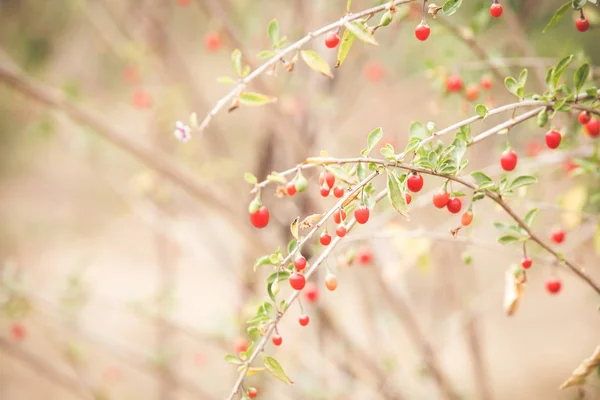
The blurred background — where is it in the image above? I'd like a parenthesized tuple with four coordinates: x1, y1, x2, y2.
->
(0, 0, 599, 399)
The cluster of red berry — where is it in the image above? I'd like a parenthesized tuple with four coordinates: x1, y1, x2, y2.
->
(445, 74, 493, 102)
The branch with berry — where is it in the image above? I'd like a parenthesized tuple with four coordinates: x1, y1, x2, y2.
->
(225, 53, 600, 398)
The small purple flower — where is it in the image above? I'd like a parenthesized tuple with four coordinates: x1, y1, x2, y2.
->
(174, 121, 191, 142)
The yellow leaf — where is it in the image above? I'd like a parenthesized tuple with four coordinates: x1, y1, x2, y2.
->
(561, 185, 588, 229)
(290, 217, 299, 240)
(559, 345, 600, 389)
(300, 50, 333, 78)
(503, 267, 525, 316)
(263, 355, 293, 384)
(299, 214, 323, 229)
(246, 367, 266, 376)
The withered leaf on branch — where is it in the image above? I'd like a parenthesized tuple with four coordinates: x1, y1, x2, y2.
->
(559, 345, 600, 389)
(299, 214, 323, 229)
(290, 217, 299, 240)
(503, 267, 525, 316)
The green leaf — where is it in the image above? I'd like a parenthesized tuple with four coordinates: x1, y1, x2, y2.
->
(543, 1, 571, 33)
(364, 127, 383, 156)
(346, 0, 352, 11)
(504, 76, 519, 97)
(240, 92, 275, 106)
(225, 354, 242, 364)
(254, 255, 275, 271)
(510, 175, 538, 190)
(472, 192, 485, 201)
(574, 63, 590, 93)
(343, 21, 378, 46)
(572, 0, 587, 9)
(300, 50, 333, 78)
(442, 0, 463, 16)
(380, 143, 396, 160)
(471, 171, 493, 185)
(409, 121, 428, 139)
(263, 355, 293, 384)
(545, 67, 555, 90)
(498, 234, 522, 245)
(518, 68, 528, 87)
(403, 137, 422, 155)
(325, 165, 355, 184)
(266, 271, 290, 284)
(553, 54, 574, 88)
(217, 76, 236, 84)
(287, 238, 297, 255)
(244, 172, 258, 185)
(523, 208, 539, 226)
(475, 104, 488, 118)
(387, 172, 408, 217)
(357, 162, 368, 181)
(257, 50, 276, 60)
(537, 108, 548, 127)
(232, 49, 242, 76)
(336, 29, 355, 68)
(242, 66, 250, 78)
(268, 19, 280, 47)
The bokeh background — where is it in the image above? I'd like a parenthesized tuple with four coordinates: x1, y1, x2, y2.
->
(1, 0, 599, 399)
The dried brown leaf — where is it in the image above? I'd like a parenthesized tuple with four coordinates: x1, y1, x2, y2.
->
(503, 268, 525, 316)
(299, 214, 323, 229)
(274, 186, 286, 198)
(342, 191, 360, 207)
(290, 217, 299, 240)
(559, 345, 600, 389)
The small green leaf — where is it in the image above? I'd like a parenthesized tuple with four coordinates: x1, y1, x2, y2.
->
(254, 255, 275, 271)
(346, 0, 352, 11)
(357, 162, 368, 181)
(543, 1, 571, 33)
(572, 0, 587, 9)
(475, 104, 488, 118)
(365, 127, 383, 156)
(300, 50, 333, 78)
(574, 63, 590, 93)
(242, 66, 250, 78)
(504, 76, 519, 97)
(257, 50, 276, 60)
(232, 49, 242, 76)
(263, 355, 293, 384)
(325, 165, 355, 184)
(217, 76, 236, 84)
(287, 238, 297, 255)
(225, 354, 242, 364)
(343, 21, 378, 46)
(403, 136, 422, 155)
(498, 234, 522, 244)
(545, 67, 555, 90)
(518, 68, 528, 87)
(244, 172, 258, 185)
(266, 271, 290, 284)
(471, 171, 493, 185)
(553, 54, 574, 88)
(409, 121, 428, 139)
(472, 192, 485, 201)
(240, 92, 276, 106)
(380, 143, 396, 160)
(442, 0, 463, 16)
(537, 108, 548, 127)
(268, 19, 280, 47)
(510, 175, 538, 190)
(524, 208, 539, 226)
(336, 29, 355, 68)
(387, 172, 408, 217)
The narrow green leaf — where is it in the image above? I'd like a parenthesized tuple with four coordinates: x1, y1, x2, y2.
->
(524, 208, 539, 226)
(403, 136, 422, 154)
(387, 172, 408, 217)
(365, 127, 383, 155)
(300, 50, 333, 78)
(343, 21, 378, 46)
(380, 143, 396, 160)
(475, 104, 488, 118)
(217, 76, 236, 84)
(287, 238, 297, 255)
(244, 172, 258, 185)
(537, 108, 548, 127)
(442, 0, 463, 16)
(504, 76, 519, 96)
(325, 165, 356, 184)
(510, 175, 538, 190)
(254, 255, 275, 271)
(572, 0, 587, 9)
(409, 121, 428, 139)
(257, 50, 276, 60)
(263, 355, 293, 384)
(545, 67, 555, 90)
(225, 354, 242, 365)
(268, 19, 280, 47)
(357, 162, 368, 181)
(336, 29, 355, 68)
(471, 171, 493, 185)
(518, 68, 528, 87)
(543, 1, 571, 33)
(266, 271, 290, 284)
(346, 0, 352, 11)
(498, 234, 522, 244)
(553, 54, 574, 88)
(574, 63, 590, 93)
(232, 49, 242, 76)
(240, 92, 276, 106)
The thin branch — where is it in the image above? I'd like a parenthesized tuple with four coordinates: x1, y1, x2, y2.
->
(198, 0, 418, 134)
(226, 172, 381, 400)
(470, 107, 544, 145)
